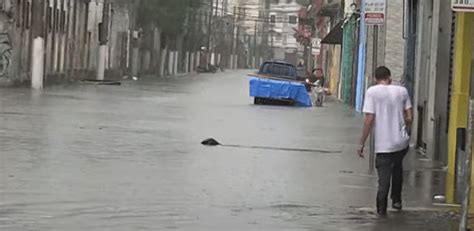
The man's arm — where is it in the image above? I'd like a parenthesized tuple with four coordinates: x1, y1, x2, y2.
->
(403, 88, 413, 135)
(358, 113, 375, 157)
(404, 108, 413, 135)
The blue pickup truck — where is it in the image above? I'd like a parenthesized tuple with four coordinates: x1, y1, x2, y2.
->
(249, 61, 312, 107)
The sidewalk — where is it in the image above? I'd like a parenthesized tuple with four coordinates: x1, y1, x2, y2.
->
(319, 97, 459, 230)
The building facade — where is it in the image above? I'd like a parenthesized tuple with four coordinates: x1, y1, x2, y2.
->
(0, 0, 134, 86)
(268, 0, 301, 64)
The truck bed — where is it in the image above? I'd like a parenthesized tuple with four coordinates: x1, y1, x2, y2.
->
(249, 77, 312, 107)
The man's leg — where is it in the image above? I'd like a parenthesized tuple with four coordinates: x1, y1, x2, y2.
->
(391, 148, 408, 206)
(376, 153, 392, 214)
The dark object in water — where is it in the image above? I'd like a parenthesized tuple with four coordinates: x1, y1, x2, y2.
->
(201, 138, 221, 146)
(201, 138, 341, 154)
(82, 79, 122, 85)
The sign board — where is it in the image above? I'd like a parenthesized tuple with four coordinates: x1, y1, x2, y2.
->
(452, 0, 474, 12)
(312, 47, 321, 56)
(312, 38, 321, 48)
(365, 0, 386, 25)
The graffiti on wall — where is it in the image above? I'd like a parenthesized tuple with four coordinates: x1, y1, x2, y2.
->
(0, 0, 14, 79)
(0, 33, 11, 77)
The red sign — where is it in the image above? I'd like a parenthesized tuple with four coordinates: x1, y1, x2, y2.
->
(365, 0, 386, 25)
(365, 13, 385, 24)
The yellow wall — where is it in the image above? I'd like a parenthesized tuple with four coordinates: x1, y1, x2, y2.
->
(327, 45, 341, 96)
(446, 12, 474, 205)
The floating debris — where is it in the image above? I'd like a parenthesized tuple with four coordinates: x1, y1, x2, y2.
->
(201, 138, 341, 154)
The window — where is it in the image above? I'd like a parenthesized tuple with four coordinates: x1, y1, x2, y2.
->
(60, 9, 66, 32)
(260, 63, 272, 74)
(287, 0, 293, 3)
(20, 0, 26, 28)
(25, 1, 30, 29)
(259, 63, 297, 79)
(272, 64, 285, 76)
(47, 7, 53, 31)
(275, 33, 282, 42)
(289, 15, 297, 24)
(270, 15, 276, 23)
(16, 0, 21, 27)
(289, 66, 296, 77)
(276, 15, 283, 23)
(54, 9, 61, 31)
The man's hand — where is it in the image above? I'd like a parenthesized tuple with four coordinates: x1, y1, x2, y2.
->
(357, 145, 365, 158)
(358, 113, 374, 159)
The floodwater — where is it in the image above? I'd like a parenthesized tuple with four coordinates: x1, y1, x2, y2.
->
(0, 71, 458, 230)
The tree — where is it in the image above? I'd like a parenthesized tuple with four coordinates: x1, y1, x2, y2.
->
(295, 0, 311, 6)
(137, 0, 205, 37)
(135, 0, 206, 75)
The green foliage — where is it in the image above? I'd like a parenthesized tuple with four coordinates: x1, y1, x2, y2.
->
(137, 0, 205, 35)
(295, 0, 311, 6)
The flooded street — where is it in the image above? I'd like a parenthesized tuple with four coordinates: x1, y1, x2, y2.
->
(0, 71, 458, 230)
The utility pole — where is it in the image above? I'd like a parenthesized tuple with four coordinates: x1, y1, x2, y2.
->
(355, 0, 367, 113)
(222, 0, 227, 16)
(207, 0, 214, 51)
(235, 7, 243, 69)
(254, 20, 258, 68)
(215, 0, 219, 16)
(130, 1, 141, 78)
(460, 99, 474, 231)
(214, 0, 220, 65)
(31, 0, 45, 90)
(270, 23, 274, 60)
(307, 21, 314, 72)
(247, 35, 251, 68)
(97, 0, 110, 80)
(206, 0, 214, 69)
(230, 6, 236, 69)
(307, 41, 312, 72)
(222, 0, 229, 65)
(264, 0, 270, 59)
(368, 24, 379, 174)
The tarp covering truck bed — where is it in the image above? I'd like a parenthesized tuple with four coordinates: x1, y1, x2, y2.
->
(249, 77, 312, 107)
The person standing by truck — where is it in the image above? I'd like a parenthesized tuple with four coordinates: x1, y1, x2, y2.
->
(198, 47, 208, 70)
(305, 69, 325, 89)
(313, 69, 325, 88)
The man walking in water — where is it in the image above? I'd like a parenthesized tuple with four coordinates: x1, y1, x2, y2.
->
(357, 66, 413, 216)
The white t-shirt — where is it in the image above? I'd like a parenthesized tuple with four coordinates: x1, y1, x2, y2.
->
(363, 84, 412, 153)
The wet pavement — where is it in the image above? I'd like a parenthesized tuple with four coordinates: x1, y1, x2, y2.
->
(0, 71, 459, 230)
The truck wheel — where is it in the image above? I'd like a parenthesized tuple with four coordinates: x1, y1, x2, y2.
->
(254, 98, 261, 105)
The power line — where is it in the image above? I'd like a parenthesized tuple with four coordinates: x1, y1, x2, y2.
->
(195, 11, 300, 24)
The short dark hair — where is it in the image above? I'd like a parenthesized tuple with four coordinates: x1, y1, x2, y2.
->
(375, 66, 391, 80)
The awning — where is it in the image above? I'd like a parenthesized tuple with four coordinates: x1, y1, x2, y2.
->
(321, 20, 344, 45)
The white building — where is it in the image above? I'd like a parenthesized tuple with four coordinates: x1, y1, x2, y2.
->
(224, 0, 262, 35)
(220, 0, 302, 66)
(223, 0, 263, 67)
(268, 0, 301, 63)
